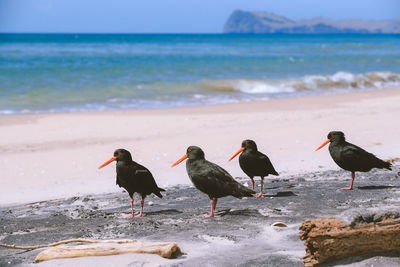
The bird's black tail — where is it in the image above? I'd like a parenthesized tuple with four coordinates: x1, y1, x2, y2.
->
(382, 160, 392, 170)
(154, 187, 165, 198)
(232, 182, 255, 199)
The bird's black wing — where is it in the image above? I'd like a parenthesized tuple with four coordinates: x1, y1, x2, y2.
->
(340, 143, 391, 172)
(203, 160, 255, 198)
(256, 151, 279, 176)
(116, 163, 135, 189)
(131, 163, 164, 198)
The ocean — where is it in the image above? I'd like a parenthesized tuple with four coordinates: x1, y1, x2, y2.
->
(1, 34, 399, 115)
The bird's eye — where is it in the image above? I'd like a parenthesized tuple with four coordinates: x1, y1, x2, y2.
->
(245, 142, 248, 146)
(330, 134, 334, 138)
(188, 149, 192, 152)
(118, 151, 122, 155)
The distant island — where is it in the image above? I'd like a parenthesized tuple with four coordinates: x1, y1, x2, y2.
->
(223, 10, 400, 34)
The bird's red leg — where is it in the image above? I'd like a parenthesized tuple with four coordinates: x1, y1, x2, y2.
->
(250, 178, 255, 190)
(138, 198, 144, 217)
(127, 197, 135, 218)
(213, 198, 218, 211)
(256, 178, 264, 198)
(205, 198, 216, 218)
(341, 172, 355, 190)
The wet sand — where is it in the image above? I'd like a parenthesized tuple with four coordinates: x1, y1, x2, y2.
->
(1, 167, 399, 266)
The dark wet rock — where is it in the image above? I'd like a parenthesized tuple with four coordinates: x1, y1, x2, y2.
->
(264, 191, 297, 197)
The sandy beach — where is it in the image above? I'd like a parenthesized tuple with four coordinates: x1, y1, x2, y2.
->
(0, 87, 400, 266)
(0, 87, 399, 206)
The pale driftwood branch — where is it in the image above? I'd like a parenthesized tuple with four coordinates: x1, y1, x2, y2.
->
(299, 216, 400, 267)
(0, 238, 99, 250)
(33, 240, 183, 263)
(1, 239, 184, 263)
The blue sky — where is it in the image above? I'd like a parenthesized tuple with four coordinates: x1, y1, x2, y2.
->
(1, 0, 399, 33)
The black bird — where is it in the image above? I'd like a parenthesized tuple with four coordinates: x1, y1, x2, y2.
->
(98, 149, 165, 217)
(316, 131, 392, 190)
(229, 139, 279, 198)
(171, 146, 255, 218)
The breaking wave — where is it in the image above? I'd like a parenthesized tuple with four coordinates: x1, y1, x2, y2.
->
(199, 71, 400, 94)
(1, 71, 399, 115)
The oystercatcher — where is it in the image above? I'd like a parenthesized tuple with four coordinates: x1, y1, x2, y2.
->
(229, 139, 279, 198)
(172, 146, 255, 218)
(316, 131, 392, 190)
(98, 149, 165, 217)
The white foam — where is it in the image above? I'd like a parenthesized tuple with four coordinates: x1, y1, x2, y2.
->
(192, 94, 206, 99)
(261, 224, 304, 254)
(0, 109, 15, 115)
(331, 72, 355, 83)
(197, 234, 235, 245)
(226, 71, 400, 95)
(233, 80, 295, 94)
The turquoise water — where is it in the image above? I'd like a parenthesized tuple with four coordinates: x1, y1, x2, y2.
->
(1, 34, 400, 114)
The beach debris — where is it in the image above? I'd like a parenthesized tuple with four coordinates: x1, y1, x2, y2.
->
(386, 157, 400, 163)
(264, 191, 297, 198)
(0, 238, 97, 250)
(34, 239, 183, 263)
(299, 214, 400, 267)
(215, 208, 231, 216)
(271, 222, 287, 227)
(283, 184, 296, 189)
(0, 239, 184, 263)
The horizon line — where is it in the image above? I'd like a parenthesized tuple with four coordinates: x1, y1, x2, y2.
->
(1, 32, 400, 35)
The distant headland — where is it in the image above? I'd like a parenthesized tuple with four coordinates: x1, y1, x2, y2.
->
(223, 10, 400, 34)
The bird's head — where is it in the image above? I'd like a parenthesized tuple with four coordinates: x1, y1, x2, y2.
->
(228, 139, 257, 162)
(241, 139, 257, 151)
(171, 146, 205, 167)
(98, 148, 132, 169)
(315, 131, 346, 151)
(327, 131, 345, 143)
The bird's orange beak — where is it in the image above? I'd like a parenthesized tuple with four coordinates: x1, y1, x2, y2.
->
(315, 139, 330, 151)
(98, 156, 117, 169)
(229, 147, 245, 161)
(171, 154, 188, 167)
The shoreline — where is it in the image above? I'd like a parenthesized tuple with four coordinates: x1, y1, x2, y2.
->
(2, 86, 399, 119)
(0, 87, 399, 206)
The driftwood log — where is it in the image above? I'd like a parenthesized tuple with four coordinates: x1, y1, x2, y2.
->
(34, 239, 183, 263)
(299, 216, 400, 266)
(1, 239, 183, 263)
